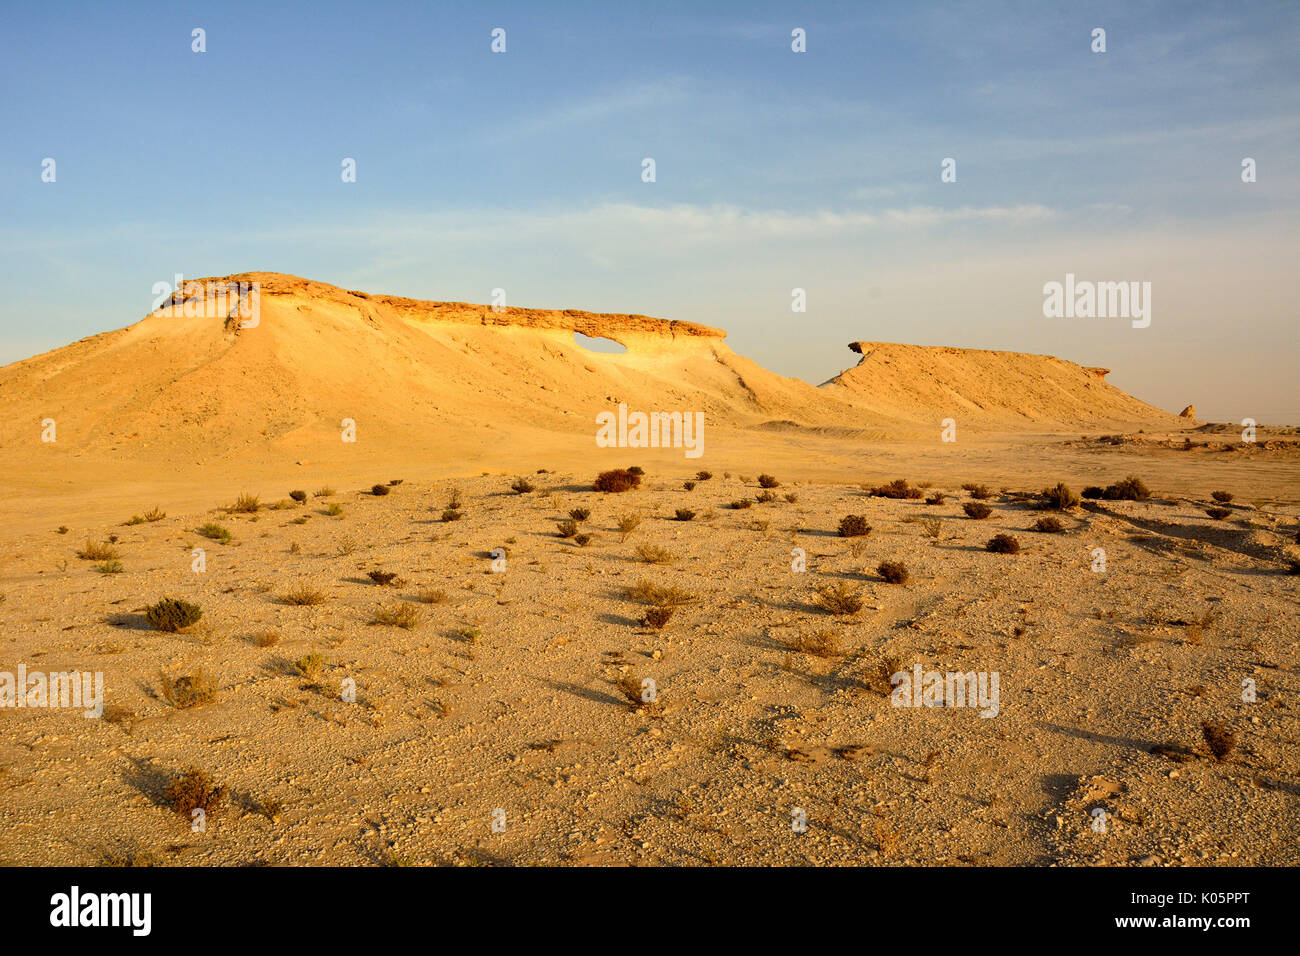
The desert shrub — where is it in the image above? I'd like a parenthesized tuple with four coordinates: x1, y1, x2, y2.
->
(125, 514, 146, 526)
(441, 508, 463, 522)
(615, 513, 642, 541)
(838, 514, 871, 537)
(1040, 482, 1079, 510)
(627, 465, 644, 475)
(1082, 486, 1105, 499)
(569, 507, 591, 522)
(1201, 721, 1236, 761)
(371, 483, 391, 496)
(1103, 476, 1150, 501)
(445, 487, 464, 510)
(279, 584, 327, 606)
(986, 533, 1020, 554)
(325, 503, 344, 517)
(963, 502, 992, 520)
(371, 604, 421, 629)
(165, 767, 226, 819)
(510, 477, 535, 494)
(784, 493, 798, 503)
(877, 560, 909, 584)
(758, 474, 780, 489)
(295, 652, 326, 681)
(643, 606, 675, 629)
(683, 480, 696, 491)
(314, 486, 336, 498)
(634, 543, 675, 564)
(730, 499, 752, 510)
(230, 493, 261, 513)
(925, 493, 946, 505)
(78, 539, 121, 560)
(570, 533, 590, 546)
(96, 560, 124, 574)
(755, 491, 777, 503)
(557, 518, 579, 538)
(871, 479, 923, 499)
(417, 588, 447, 604)
(252, 630, 280, 647)
(289, 490, 307, 502)
(962, 483, 993, 499)
(388, 479, 403, 486)
(1211, 491, 1233, 503)
(197, 522, 232, 543)
(617, 674, 656, 711)
(626, 580, 697, 607)
(788, 628, 841, 658)
(814, 581, 863, 615)
(920, 517, 942, 539)
(146, 597, 202, 632)
(696, 471, 712, 481)
(159, 669, 217, 708)
(1205, 507, 1231, 520)
(1032, 516, 1065, 533)
(595, 469, 641, 493)
(674, 508, 696, 521)
(368, 570, 398, 586)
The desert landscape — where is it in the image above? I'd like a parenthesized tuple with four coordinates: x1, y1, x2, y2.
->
(0, 275, 1295, 866)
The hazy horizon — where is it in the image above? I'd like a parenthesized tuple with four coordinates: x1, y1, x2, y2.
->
(2, 0, 1297, 422)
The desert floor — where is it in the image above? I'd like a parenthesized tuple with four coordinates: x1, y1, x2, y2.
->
(0, 433, 1297, 866)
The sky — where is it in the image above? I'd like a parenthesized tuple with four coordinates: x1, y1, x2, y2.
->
(2, 0, 1297, 422)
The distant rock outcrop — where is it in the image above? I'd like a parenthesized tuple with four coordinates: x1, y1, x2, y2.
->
(1180, 405, 1197, 418)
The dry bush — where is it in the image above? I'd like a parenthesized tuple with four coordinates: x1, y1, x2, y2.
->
(557, 518, 579, 538)
(696, 471, 712, 480)
(626, 580, 697, 607)
(1082, 485, 1105, 499)
(683, 480, 697, 491)
(289, 490, 308, 503)
(295, 652, 326, 681)
(446, 487, 464, 510)
(145, 597, 202, 631)
(574, 533, 592, 546)
(962, 483, 993, 499)
(642, 606, 675, 629)
(920, 517, 942, 539)
(838, 514, 871, 537)
(314, 486, 336, 497)
(730, 498, 752, 510)
(784, 492, 798, 503)
(635, 543, 675, 564)
(986, 533, 1020, 554)
(417, 588, 447, 604)
(1201, 721, 1236, 761)
(674, 508, 696, 521)
(594, 469, 641, 493)
(925, 492, 946, 505)
(510, 476, 535, 494)
(1103, 476, 1151, 500)
(1211, 490, 1233, 503)
(1040, 482, 1080, 510)
(569, 507, 591, 521)
(165, 767, 226, 819)
(230, 493, 261, 513)
(325, 503, 344, 517)
(787, 628, 842, 658)
(1205, 507, 1231, 520)
(755, 490, 777, 503)
(877, 560, 909, 584)
(870, 478, 922, 499)
(758, 474, 780, 488)
(440, 508, 463, 522)
(371, 604, 421, 629)
(616, 674, 658, 711)
(963, 502, 992, 520)
(615, 513, 642, 541)
(96, 560, 124, 574)
(280, 584, 327, 606)
(814, 581, 863, 615)
(252, 630, 280, 648)
(1033, 516, 1065, 533)
(78, 539, 121, 561)
(159, 669, 217, 709)
(367, 570, 397, 586)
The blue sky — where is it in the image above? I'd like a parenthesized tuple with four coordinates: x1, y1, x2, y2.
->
(2, 0, 1297, 421)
